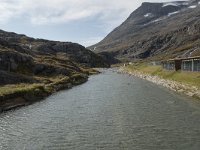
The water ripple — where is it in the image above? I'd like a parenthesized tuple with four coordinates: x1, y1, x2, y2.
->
(0, 69, 200, 150)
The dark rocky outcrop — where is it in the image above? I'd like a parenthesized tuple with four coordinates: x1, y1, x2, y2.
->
(0, 29, 109, 84)
(0, 29, 108, 112)
(34, 42, 109, 67)
(98, 52, 121, 65)
(0, 70, 37, 85)
(0, 50, 34, 72)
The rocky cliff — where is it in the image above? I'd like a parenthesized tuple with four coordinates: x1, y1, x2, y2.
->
(0, 29, 109, 85)
(0, 29, 108, 111)
(89, 0, 200, 61)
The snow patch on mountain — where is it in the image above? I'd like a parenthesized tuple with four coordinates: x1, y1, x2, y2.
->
(152, 17, 167, 23)
(189, 5, 197, 8)
(162, 2, 179, 7)
(182, 2, 189, 5)
(144, 13, 152, 17)
(168, 11, 180, 16)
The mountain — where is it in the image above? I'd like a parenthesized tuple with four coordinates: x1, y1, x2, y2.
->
(89, 0, 200, 61)
(0, 29, 109, 111)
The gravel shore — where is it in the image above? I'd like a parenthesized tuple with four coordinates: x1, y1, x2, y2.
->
(118, 67, 200, 100)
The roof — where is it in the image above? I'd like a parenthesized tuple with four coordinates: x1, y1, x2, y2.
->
(162, 56, 200, 62)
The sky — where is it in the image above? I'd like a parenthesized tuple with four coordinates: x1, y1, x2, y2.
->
(0, 0, 188, 46)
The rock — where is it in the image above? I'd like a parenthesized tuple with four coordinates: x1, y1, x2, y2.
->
(186, 92, 195, 97)
(35, 42, 109, 68)
(0, 50, 34, 72)
(178, 89, 184, 93)
(0, 70, 38, 85)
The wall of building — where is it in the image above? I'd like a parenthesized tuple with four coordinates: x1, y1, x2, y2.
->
(162, 61, 175, 70)
(182, 60, 193, 71)
(163, 57, 200, 72)
(193, 59, 200, 71)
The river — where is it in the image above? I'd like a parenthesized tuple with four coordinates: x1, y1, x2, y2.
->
(0, 69, 200, 150)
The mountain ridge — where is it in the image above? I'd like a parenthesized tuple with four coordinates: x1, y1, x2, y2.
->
(89, 0, 200, 61)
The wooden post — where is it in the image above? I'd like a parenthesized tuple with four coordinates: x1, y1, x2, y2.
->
(192, 59, 194, 72)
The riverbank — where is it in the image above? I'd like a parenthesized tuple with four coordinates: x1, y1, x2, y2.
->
(119, 64, 200, 100)
(0, 73, 91, 112)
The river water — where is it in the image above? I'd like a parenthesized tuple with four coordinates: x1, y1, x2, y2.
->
(0, 69, 200, 150)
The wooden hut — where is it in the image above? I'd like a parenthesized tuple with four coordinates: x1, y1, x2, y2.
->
(162, 56, 200, 72)
(162, 59, 181, 71)
(181, 56, 200, 72)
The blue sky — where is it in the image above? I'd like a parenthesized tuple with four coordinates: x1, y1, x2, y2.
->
(0, 0, 188, 46)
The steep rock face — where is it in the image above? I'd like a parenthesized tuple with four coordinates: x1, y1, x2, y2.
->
(0, 30, 109, 67)
(0, 50, 34, 72)
(89, 0, 200, 60)
(36, 42, 108, 67)
(98, 52, 120, 65)
(0, 29, 108, 85)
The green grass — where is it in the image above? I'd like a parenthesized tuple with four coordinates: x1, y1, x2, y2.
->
(0, 83, 44, 96)
(125, 63, 200, 87)
(48, 76, 70, 86)
(0, 73, 87, 97)
(80, 68, 99, 75)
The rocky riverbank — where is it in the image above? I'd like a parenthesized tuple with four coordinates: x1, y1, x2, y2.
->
(0, 74, 88, 112)
(118, 67, 200, 100)
(0, 29, 109, 112)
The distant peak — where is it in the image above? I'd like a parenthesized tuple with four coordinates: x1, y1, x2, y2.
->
(139, 2, 165, 10)
(142, 2, 153, 5)
(141, 2, 162, 6)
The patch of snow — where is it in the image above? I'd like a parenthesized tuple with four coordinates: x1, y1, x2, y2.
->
(168, 11, 180, 17)
(144, 13, 152, 17)
(182, 2, 189, 5)
(143, 16, 167, 26)
(152, 18, 165, 23)
(162, 2, 179, 7)
(189, 5, 197, 8)
(189, 48, 198, 56)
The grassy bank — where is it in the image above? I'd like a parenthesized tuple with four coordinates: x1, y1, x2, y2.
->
(0, 84, 45, 96)
(124, 63, 200, 88)
(0, 73, 89, 112)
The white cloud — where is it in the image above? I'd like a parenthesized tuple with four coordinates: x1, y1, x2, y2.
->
(0, 0, 22, 23)
(0, 0, 187, 25)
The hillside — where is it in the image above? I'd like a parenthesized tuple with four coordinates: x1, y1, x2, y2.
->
(89, 0, 200, 61)
(0, 29, 108, 111)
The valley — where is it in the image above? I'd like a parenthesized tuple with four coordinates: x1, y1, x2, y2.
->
(0, 1, 200, 149)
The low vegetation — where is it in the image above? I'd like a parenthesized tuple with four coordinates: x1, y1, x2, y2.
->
(124, 63, 200, 87)
(0, 83, 44, 96)
(0, 74, 88, 97)
(0, 73, 88, 112)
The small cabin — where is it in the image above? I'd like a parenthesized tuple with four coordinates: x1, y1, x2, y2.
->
(181, 56, 200, 72)
(162, 56, 200, 72)
(162, 59, 181, 71)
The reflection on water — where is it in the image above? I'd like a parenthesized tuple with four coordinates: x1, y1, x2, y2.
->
(0, 69, 200, 150)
